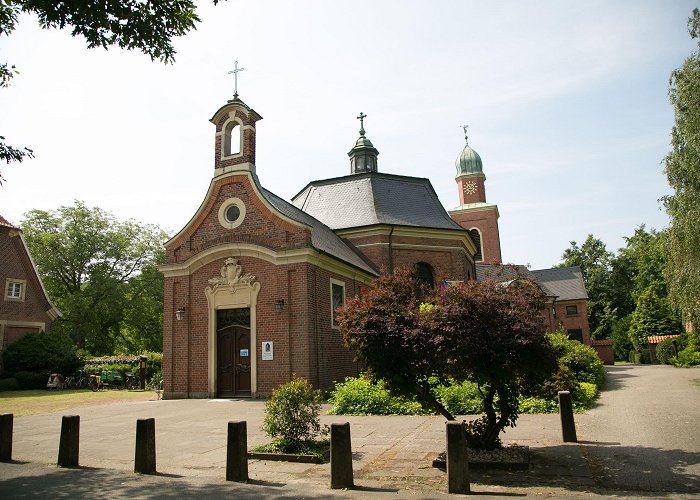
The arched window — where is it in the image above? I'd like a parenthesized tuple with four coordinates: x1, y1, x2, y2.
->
(469, 228, 483, 262)
(414, 262, 435, 289)
(223, 122, 241, 156)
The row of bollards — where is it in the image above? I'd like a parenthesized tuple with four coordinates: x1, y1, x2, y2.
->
(0, 393, 577, 495)
(0, 414, 355, 489)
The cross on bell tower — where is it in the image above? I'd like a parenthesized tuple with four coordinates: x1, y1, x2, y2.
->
(228, 61, 245, 99)
(348, 111, 379, 174)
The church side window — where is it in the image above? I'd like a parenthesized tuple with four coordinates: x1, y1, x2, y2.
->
(330, 279, 345, 328)
(414, 262, 435, 289)
(223, 121, 241, 157)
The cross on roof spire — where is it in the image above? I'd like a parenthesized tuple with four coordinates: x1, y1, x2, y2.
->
(461, 124, 469, 145)
(357, 112, 367, 136)
(228, 61, 245, 99)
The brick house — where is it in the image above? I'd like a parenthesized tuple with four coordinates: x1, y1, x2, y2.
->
(160, 98, 478, 399)
(475, 264, 592, 346)
(0, 215, 61, 370)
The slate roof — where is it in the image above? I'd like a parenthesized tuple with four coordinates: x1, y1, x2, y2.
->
(475, 264, 588, 302)
(475, 263, 538, 283)
(292, 172, 466, 232)
(530, 266, 588, 301)
(260, 186, 378, 275)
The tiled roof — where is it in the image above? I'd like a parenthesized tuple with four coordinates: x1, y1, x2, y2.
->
(647, 335, 680, 345)
(0, 214, 17, 229)
(261, 187, 378, 276)
(292, 172, 467, 232)
(591, 339, 613, 346)
(530, 267, 588, 301)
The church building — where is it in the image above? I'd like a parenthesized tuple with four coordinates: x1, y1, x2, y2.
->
(160, 90, 593, 399)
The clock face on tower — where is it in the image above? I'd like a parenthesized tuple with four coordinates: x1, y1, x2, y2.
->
(463, 180, 478, 196)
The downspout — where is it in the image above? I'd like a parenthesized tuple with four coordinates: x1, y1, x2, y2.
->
(388, 226, 395, 274)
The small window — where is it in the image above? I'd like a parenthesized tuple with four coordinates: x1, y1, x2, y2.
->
(566, 305, 578, 315)
(217, 197, 246, 230)
(5, 279, 25, 301)
(331, 279, 345, 328)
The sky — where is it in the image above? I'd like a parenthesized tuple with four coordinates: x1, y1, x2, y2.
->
(0, 0, 697, 270)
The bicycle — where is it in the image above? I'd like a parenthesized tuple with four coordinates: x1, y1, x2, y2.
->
(89, 374, 103, 391)
(125, 372, 141, 390)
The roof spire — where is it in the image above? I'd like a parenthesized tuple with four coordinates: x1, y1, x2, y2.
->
(228, 61, 245, 99)
(461, 124, 469, 145)
(357, 112, 367, 137)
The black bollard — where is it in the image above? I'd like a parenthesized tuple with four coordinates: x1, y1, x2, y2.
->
(134, 418, 157, 474)
(330, 422, 353, 489)
(57, 415, 80, 467)
(558, 391, 578, 443)
(446, 421, 470, 494)
(226, 421, 248, 482)
(0, 414, 12, 462)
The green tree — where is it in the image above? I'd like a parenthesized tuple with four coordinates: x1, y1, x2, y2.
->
(628, 287, 681, 353)
(21, 201, 168, 354)
(0, 0, 207, 181)
(557, 235, 615, 337)
(663, 8, 700, 329)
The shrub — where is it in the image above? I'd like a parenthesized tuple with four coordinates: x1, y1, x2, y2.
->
(2, 332, 82, 377)
(655, 338, 678, 364)
(434, 380, 483, 415)
(673, 348, 700, 367)
(327, 376, 427, 416)
(262, 376, 327, 450)
(0, 378, 20, 391)
(547, 333, 606, 387)
(518, 396, 558, 414)
(13, 371, 48, 389)
(573, 382, 598, 407)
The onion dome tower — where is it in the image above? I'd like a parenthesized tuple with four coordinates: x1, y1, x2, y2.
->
(449, 126, 502, 263)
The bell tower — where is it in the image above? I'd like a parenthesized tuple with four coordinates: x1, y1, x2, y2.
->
(348, 112, 379, 174)
(449, 127, 502, 263)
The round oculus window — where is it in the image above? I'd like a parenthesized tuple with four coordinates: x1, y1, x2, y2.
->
(225, 205, 241, 223)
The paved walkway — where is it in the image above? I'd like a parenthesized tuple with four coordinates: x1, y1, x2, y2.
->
(1, 365, 699, 498)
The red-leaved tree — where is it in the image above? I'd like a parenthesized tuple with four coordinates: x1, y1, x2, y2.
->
(338, 269, 557, 450)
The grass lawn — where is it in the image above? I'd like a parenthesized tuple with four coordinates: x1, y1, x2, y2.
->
(0, 389, 156, 417)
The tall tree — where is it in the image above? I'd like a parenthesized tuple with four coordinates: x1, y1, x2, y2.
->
(21, 201, 168, 354)
(1, 0, 207, 181)
(664, 8, 700, 328)
(557, 235, 614, 337)
(628, 287, 681, 353)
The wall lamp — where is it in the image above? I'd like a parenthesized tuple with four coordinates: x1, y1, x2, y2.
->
(275, 299, 285, 314)
(175, 307, 186, 321)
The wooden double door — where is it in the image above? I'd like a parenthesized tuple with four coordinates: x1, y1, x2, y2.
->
(216, 308, 251, 397)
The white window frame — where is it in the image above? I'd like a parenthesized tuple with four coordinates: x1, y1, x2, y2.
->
(330, 278, 346, 329)
(5, 278, 26, 302)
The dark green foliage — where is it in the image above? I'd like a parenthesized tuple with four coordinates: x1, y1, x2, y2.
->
(673, 331, 700, 366)
(547, 332, 606, 387)
(2, 331, 82, 376)
(664, 8, 700, 329)
(327, 376, 428, 416)
(1, 0, 205, 182)
(656, 335, 686, 364)
(0, 378, 20, 391)
(628, 287, 681, 352)
(611, 315, 633, 361)
(21, 201, 167, 355)
(13, 371, 48, 389)
(262, 376, 328, 451)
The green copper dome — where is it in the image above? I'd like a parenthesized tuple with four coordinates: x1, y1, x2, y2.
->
(455, 143, 483, 178)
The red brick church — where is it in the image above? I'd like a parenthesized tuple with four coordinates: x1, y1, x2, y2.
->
(160, 94, 590, 399)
